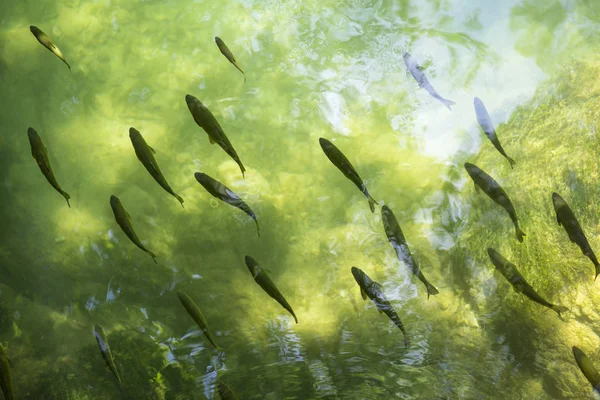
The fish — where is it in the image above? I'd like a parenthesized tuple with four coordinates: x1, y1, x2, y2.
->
(403, 52, 455, 110)
(30, 25, 71, 71)
(217, 381, 239, 400)
(245, 256, 298, 323)
(319, 138, 377, 213)
(552, 192, 600, 280)
(194, 172, 260, 236)
(474, 97, 516, 168)
(351, 267, 410, 347)
(109, 195, 157, 263)
(464, 163, 525, 242)
(27, 127, 71, 207)
(215, 37, 246, 83)
(185, 94, 246, 177)
(129, 127, 184, 208)
(573, 346, 600, 393)
(177, 291, 222, 351)
(381, 205, 439, 297)
(0, 345, 14, 400)
(93, 324, 122, 388)
(487, 248, 568, 316)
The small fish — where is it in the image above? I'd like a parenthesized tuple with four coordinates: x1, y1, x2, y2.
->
(194, 172, 259, 236)
(215, 37, 246, 83)
(403, 52, 455, 110)
(464, 163, 525, 242)
(381, 205, 439, 297)
(93, 324, 122, 388)
(217, 381, 239, 400)
(0, 345, 14, 400)
(552, 192, 600, 280)
(27, 127, 71, 207)
(573, 346, 600, 393)
(30, 25, 71, 71)
(487, 248, 568, 316)
(245, 256, 298, 323)
(177, 291, 222, 351)
(474, 97, 516, 168)
(129, 127, 184, 208)
(185, 94, 246, 177)
(109, 195, 157, 263)
(319, 138, 377, 213)
(351, 267, 409, 347)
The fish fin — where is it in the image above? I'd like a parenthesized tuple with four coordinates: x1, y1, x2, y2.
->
(62, 191, 71, 208)
(507, 156, 516, 169)
(360, 288, 367, 301)
(556, 214, 561, 226)
(426, 283, 439, 298)
(474, 182, 480, 193)
(441, 98, 456, 111)
(516, 227, 526, 243)
(209, 136, 215, 144)
(149, 146, 156, 154)
(416, 65, 424, 71)
(553, 305, 568, 316)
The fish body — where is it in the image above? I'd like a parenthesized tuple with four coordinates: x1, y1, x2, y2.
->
(381, 205, 439, 297)
(129, 127, 184, 208)
(402, 52, 455, 110)
(351, 267, 409, 347)
(0, 345, 14, 400)
(93, 324, 122, 388)
(487, 248, 568, 316)
(573, 346, 600, 393)
(217, 381, 239, 400)
(464, 163, 525, 242)
(177, 291, 221, 350)
(30, 25, 71, 70)
(245, 256, 298, 323)
(552, 192, 600, 279)
(215, 37, 245, 82)
(319, 138, 377, 212)
(185, 94, 246, 177)
(194, 172, 259, 236)
(109, 195, 157, 263)
(27, 127, 71, 207)
(474, 97, 516, 168)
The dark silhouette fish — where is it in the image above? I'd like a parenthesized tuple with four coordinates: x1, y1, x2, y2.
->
(109, 195, 157, 263)
(552, 192, 600, 280)
(185, 94, 246, 177)
(177, 291, 222, 351)
(474, 97, 516, 168)
(351, 267, 410, 347)
(319, 137, 377, 213)
(573, 346, 600, 394)
(93, 324, 122, 388)
(215, 37, 245, 83)
(0, 345, 14, 400)
(30, 25, 71, 71)
(129, 127, 184, 208)
(217, 381, 239, 400)
(381, 205, 439, 297)
(245, 256, 298, 323)
(194, 172, 259, 237)
(464, 163, 525, 242)
(27, 127, 71, 207)
(487, 248, 568, 316)
(403, 52, 455, 110)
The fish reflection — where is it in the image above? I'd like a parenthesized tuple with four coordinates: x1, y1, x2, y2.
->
(403, 52, 455, 110)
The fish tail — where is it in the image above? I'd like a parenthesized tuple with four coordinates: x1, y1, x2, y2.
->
(239, 161, 246, 178)
(594, 260, 600, 281)
(147, 250, 157, 263)
(65, 60, 71, 71)
(516, 227, 526, 243)
(367, 195, 377, 213)
(441, 98, 456, 111)
(291, 311, 298, 324)
(426, 283, 439, 298)
(254, 219, 260, 237)
(62, 191, 71, 208)
(507, 156, 516, 169)
(552, 305, 568, 316)
(175, 194, 185, 208)
(403, 333, 410, 348)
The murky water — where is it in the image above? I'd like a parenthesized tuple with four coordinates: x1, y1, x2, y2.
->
(1, 0, 600, 399)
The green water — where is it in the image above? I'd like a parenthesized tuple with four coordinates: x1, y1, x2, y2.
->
(1, 0, 600, 399)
